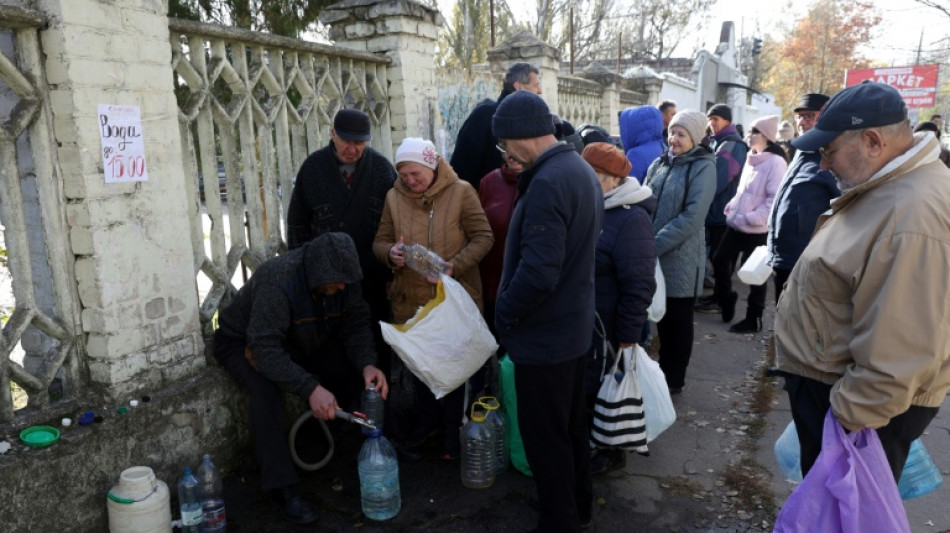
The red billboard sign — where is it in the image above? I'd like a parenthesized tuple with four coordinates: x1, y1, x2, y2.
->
(845, 65, 940, 108)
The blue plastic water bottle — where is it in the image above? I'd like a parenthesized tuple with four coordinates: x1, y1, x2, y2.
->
(898, 438, 943, 500)
(177, 467, 203, 533)
(361, 383, 384, 433)
(358, 428, 401, 520)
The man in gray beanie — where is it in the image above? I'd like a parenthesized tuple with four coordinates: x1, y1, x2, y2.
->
(214, 232, 388, 526)
(493, 89, 602, 532)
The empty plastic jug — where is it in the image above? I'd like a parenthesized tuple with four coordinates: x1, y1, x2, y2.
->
(361, 383, 384, 432)
(460, 402, 495, 489)
(898, 438, 943, 500)
(358, 428, 401, 520)
(479, 396, 508, 476)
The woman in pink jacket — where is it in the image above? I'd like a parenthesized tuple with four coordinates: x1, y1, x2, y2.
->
(710, 115, 787, 333)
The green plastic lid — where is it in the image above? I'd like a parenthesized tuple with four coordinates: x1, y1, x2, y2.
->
(19, 425, 60, 448)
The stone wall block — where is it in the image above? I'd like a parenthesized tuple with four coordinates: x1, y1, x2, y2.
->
(346, 21, 377, 39)
(69, 225, 95, 255)
(161, 353, 206, 382)
(144, 297, 166, 319)
(120, 7, 174, 40)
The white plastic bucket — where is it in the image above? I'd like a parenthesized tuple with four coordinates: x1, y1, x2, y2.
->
(107, 466, 172, 533)
(737, 245, 772, 285)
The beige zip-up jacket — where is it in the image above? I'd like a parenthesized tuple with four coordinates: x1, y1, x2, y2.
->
(373, 156, 494, 324)
(776, 132, 950, 431)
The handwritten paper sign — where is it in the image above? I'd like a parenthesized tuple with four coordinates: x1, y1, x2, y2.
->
(97, 104, 148, 183)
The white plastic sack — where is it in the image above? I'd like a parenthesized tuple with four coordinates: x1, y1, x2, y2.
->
(380, 274, 498, 399)
(635, 345, 676, 442)
(647, 260, 666, 323)
(737, 245, 771, 285)
(590, 346, 648, 453)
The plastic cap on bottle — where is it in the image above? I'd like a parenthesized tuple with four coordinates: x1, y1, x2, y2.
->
(363, 427, 383, 438)
(183, 466, 192, 475)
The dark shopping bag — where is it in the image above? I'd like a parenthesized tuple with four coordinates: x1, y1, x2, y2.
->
(773, 409, 910, 533)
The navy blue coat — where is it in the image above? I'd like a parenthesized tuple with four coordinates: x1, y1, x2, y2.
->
(450, 90, 512, 191)
(767, 150, 840, 271)
(707, 127, 748, 227)
(495, 143, 603, 365)
(594, 190, 658, 350)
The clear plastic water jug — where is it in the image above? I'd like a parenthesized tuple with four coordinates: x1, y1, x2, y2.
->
(479, 396, 508, 476)
(460, 402, 495, 489)
(358, 428, 401, 520)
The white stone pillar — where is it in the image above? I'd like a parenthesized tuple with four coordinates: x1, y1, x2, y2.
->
(37, 0, 202, 399)
(321, 0, 444, 153)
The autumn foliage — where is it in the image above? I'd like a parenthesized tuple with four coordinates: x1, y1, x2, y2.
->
(761, 1, 881, 118)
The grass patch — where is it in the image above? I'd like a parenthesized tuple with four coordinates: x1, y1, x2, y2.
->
(723, 458, 777, 523)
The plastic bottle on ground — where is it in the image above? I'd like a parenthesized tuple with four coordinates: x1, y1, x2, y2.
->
(361, 382, 384, 432)
(177, 467, 203, 533)
(479, 396, 508, 476)
(460, 402, 496, 489)
(196, 454, 227, 532)
(358, 427, 401, 520)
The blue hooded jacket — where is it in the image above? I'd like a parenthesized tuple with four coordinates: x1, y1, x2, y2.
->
(620, 106, 665, 183)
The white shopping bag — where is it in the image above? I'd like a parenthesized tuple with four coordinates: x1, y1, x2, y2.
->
(635, 345, 676, 442)
(737, 245, 771, 285)
(380, 274, 498, 399)
(647, 260, 666, 323)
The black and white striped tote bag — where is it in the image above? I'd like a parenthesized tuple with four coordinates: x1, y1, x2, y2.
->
(590, 346, 649, 453)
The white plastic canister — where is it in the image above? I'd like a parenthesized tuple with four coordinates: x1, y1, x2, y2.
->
(107, 466, 172, 533)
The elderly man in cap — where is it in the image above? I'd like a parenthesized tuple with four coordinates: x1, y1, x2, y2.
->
(493, 89, 601, 532)
(775, 82, 950, 481)
(766, 93, 840, 302)
(214, 232, 388, 524)
(287, 108, 397, 373)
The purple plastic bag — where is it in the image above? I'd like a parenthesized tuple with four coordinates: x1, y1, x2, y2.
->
(773, 409, 909, 533)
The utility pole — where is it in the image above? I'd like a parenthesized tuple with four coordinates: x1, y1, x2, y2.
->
(490, 0, 495, 48)
(617, 32, 622, 75)
(569, 7, 575, 75)
(915, 28, 924, 65)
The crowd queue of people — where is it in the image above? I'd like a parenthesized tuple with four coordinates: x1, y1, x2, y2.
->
(211, 59, 950, 532)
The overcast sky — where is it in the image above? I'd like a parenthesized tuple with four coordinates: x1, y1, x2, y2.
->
(435, 0, 944, 67)
(696, 0, 940, 67)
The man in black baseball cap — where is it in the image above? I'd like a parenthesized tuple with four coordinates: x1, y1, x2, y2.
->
(775, 81, 950, 488)
(766, 92, 838, 304)
(287, 108, 397, 387)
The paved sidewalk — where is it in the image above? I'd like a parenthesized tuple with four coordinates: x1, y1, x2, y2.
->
(220, 283, 950, 532)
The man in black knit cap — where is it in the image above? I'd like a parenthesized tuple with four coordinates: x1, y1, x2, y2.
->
(214, 232, 388, 525)
(493, 90, 601, 533)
